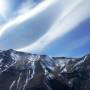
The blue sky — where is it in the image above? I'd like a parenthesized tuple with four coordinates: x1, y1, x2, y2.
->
(0, 0, 89, 57)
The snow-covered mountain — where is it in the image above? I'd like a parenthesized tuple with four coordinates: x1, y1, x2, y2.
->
(0, 49, 90, 90)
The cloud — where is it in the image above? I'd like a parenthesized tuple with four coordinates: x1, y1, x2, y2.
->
(17, 0, 37, 15)
(17, 0, 90, 52)
(0, 0, 56, 37)
(0, 0, 10, 18)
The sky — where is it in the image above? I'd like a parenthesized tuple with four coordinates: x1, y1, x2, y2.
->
(0, 0, 89, 57)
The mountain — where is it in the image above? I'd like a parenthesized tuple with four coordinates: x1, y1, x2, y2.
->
(0, 49, 90, 90)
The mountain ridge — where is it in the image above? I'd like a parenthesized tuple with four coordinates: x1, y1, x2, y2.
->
(0, 49, 90, 90)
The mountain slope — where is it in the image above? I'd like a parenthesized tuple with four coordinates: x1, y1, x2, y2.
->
(0, 49, 90, 90)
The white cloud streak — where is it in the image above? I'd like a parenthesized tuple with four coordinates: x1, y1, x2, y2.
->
(0, 0, 9, 18)
(17, 0, 90, 52)
(0, 0, 56, 37)
(17, 0, 37, 15)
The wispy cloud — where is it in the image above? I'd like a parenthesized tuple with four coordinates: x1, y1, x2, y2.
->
(17, 0, 38, 15)
(0, 0, 10, 18)
(0, 0, 55, 37)
(17, 0, 90, 52)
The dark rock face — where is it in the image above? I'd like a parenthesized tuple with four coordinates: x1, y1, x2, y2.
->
(0, 49, 90, 90)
